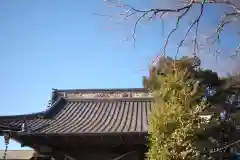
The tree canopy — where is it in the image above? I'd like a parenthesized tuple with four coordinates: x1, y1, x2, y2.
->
(143, 55, 240, 159)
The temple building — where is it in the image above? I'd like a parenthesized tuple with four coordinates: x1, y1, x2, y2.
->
(0, 88, 153, 160)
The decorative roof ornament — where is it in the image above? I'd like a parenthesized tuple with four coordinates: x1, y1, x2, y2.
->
(46, 96, 52, 108)
(52, 88, 57, 92)
(21, 123, 26, 132)
(21, 117, 29, 132)
(50, 88, 58, 105)
(64, 90, 153, 99)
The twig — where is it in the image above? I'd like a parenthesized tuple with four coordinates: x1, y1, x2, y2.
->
(100, 0, 240, 56)
(92, 13, 113, 20)
(207, 11, 240, 44)
(192, 0, 240, 12)
(210, 139, 240, 153)
(132, 11, 150, 45)
(123, 11, 137, 20)
(128, 0, 195, 46)
(193, 3, 204, 54)
(162, 2, 193, 55)
(176, 3, 204, 57)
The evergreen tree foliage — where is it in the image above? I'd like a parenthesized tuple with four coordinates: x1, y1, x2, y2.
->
(145, 56, 207, 160)
(143, 56, 240, 160)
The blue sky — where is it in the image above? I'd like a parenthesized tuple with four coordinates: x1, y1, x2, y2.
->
(0, 0, 162, 150)
(0, 0, 237, 150)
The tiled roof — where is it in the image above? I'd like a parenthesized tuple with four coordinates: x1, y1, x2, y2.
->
(26, 98, 152, 134)
(0, 88, 153, 135)
(0, 92, 153, 136)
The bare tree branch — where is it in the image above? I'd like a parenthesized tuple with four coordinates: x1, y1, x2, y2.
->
(99, 0, 240, 57)
(163, 5, 192, 55)
(92, 13, 113, 20)
(216, 12, 240, 39)
(132, 11, 149, 44)
(176, 3, 204, 57)
(192, 0, 240, 11)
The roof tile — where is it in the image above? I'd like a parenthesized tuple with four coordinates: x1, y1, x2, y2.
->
(24, 99, 153, 134)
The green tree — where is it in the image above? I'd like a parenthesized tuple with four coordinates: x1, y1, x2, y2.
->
(143, 56, 240, 159)
(145, 56, 205, 160)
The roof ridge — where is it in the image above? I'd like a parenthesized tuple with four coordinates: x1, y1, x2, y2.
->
(66, 97, 153, 101)
(54, 88, 148, 92)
